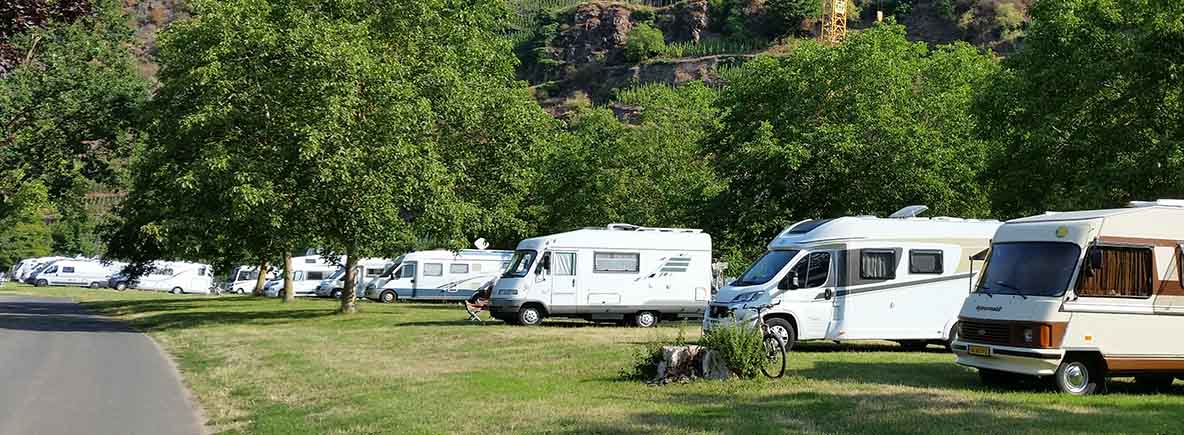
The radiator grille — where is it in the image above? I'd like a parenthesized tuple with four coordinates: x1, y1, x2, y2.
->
(960, 321, 1011, 345)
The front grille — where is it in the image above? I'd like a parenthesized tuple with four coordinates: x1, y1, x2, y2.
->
(960, 320, 1011, 345)
(709, 305, 732, 319)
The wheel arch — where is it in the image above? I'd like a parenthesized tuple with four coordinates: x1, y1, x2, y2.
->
(763, 312, 799, 336)
(521, 300, 549, 316)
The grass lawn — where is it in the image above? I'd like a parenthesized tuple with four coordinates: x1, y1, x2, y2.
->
(2, 283, 1182, 434)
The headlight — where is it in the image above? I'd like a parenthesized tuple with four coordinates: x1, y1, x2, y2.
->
(1023, 328, 1034, 343)
(730, 291, 763, 303)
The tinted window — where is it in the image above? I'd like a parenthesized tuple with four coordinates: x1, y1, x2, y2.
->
(365, 268, 385, 277)
(787, 252, 830, 288)
(860, 250, 896, 280)
(62, 266, 75, 273)
(977, 242, 1081, 297)
(909, 250, 943, 274)
(1076, 246, 1153, 298)
(424, 263, 443, 277)
(449, 264, 470, 274)
(306, 271, 327, 281)
(734, 250, 799, 286)
(593, 252, 639, 273)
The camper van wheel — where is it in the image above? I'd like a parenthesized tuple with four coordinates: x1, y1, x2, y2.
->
(633, 311, 658, 328)
(380, 290, 397, 303)
(35, 279, 48, 287)
(518, 306, 543, 326)
(331, 289, 342, 299)
(170, 287, 184, 294)
(1055, 356, 1103, 395)
(89, 282, 101, 289)
(114, 281, 128, 291)
(765, 318, 796, 352)
(945, 322, 961, 350)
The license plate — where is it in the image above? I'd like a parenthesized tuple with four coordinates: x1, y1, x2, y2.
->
(968, 345, 991, 357)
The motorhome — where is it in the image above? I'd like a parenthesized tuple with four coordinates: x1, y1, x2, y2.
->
(29, 259, 125, 288)
(952, 200, 1184, 395)
(111, 261, 215, 294)
(366, 250, 513, 303)
(490, 224, 713, 327)
(314, 257, 396, 298)
(17, 256, 67, 283)
(265, 255, 338, 297)
(703, 206, 1000, 350)
(226, 265, 276, 294)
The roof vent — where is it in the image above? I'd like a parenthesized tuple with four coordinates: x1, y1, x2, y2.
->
(1128, 199, 1184, 208)
(889, 205, 929, 219)
(606, 223, 641, 231)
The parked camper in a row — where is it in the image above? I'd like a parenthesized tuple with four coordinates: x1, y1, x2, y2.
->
(315, 257, 393, 299)
(29, 259, 127, 289)
(367, 249, 514, 303)
(491, 224, 714, 327)
(108, 261, 215, 294)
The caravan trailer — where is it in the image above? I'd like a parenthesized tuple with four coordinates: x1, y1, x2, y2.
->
(366, 250, 513, 303)
(704, 206, 1000, 350)
(112, 261, 215, 294)
(29, 259, 125, 288)
(491, 224, 713, 327)
(952, 200, 1184, 395)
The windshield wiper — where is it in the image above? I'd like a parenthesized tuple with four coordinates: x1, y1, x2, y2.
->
(992, 281, 1028, 299)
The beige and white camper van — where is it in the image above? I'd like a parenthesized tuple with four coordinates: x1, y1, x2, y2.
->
(952, 200, 1184, 395)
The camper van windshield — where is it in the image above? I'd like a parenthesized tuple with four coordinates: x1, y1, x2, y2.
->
(977, 242, 1081, 297)
(503, 250, 537, 278)
(328, 268, 345, 280)
(734, 250, 800, 286)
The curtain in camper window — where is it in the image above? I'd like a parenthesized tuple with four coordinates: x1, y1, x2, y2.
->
(1077, 246, 1153, 298)
(860, 250, 896, 280)
(553, 253, 576, 276)
(594, 252, 639, 273)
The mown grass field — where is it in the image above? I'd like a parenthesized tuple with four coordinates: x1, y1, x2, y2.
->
(2, 283, 1182, 434)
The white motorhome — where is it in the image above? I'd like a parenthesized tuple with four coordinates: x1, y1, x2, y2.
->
(952, 200, 1184, 395)
(29, 259, 125, 288)
(266, 255, 338, 297)
(491, 224, 713, 327)
(17, 256, 67, 283)
(314, 257, 394, 298)
(366, 250, 513, 303)
(112, 261, 215, 294)
(226, 265, 277, 294)
(703, 206, 1000, 350)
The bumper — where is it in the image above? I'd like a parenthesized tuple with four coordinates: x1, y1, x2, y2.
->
(701, 303, 757, 331)
(489, 298, 526, 316)
(951, 340, 1063, 376)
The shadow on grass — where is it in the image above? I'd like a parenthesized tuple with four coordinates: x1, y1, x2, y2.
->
(79, 297, 336, 333)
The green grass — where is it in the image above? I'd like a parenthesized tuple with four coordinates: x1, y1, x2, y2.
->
(3, 283, 1183, 434)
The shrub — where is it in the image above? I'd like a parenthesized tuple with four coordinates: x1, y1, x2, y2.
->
(625, 23, 666, 62)
(700, 321, 767, 379)
(621, 327, 689, 380)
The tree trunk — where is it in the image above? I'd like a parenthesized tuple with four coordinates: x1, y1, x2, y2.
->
(252, 257, 268, 296)
(339, 252, 358, 314)
(282, 253, 295, 303)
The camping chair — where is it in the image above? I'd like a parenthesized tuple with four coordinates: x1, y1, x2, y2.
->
(464, 280, 495, 323)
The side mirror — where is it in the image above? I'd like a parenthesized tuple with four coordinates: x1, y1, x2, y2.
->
(1088, 248, 1103, 271)
(778, 271, 801, 290)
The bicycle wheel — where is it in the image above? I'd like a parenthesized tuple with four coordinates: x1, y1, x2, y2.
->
(760, 334, 787, 379)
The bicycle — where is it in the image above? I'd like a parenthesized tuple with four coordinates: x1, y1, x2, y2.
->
(736, 301, 787, 379)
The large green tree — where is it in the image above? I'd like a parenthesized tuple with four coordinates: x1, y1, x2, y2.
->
(977, 0, 1184, 216)
(708, 24, 1000, 266)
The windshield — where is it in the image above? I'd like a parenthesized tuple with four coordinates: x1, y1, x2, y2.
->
(977, 242, 1082, 297)
(328, 268, 345, 280)
(236, 270, 260, 281)
(733, 250, 800, 286)
(502, 250, 537, 278)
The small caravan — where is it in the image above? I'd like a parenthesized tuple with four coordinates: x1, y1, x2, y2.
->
(490, 224, 713, 327)
(367, 250, 513, 303)
(226, 265, 276, 294)
(112, 261, 215, 294)
(314, 257, 395, 298)
(952, 200, 1184, 394)
(703, 206, 1000, 350)
(29, 259, 124, 288)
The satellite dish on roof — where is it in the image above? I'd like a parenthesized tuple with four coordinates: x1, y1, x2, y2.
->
(473, 238, 489, 250)
(889, 205, 929, 219)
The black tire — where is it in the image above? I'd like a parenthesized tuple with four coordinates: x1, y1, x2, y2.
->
(89, 282, 101, 289)
(331, 289, 342, 299)
(170, 287, 184, 295)
(236, 288, 246, 294)
(115, 281, 128, 291)
(978, 368, 1017, 387)
(761, 334, 787, 379)
(1055, 356, 1103, 395)
(633, 311, 658, 328)
(945, 322, 961, 351)
(1134, 375, 1175, 392)
(380, 290, 397, 303)
(898, 340, 929, 351)
(35, 279, 48, 287)
(518, 305, 543, 326)
(764, 317, 797, 353)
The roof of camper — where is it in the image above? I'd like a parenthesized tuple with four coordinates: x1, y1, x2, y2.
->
(768, 213, 1001, 250)
(519, 224, 711, 251)
(1007, 200, 1184, 224)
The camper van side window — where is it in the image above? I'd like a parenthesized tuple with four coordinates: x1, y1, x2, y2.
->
(424, 263, 444, 277)
(305, 258, 317, 264)
(909, 250, 943, 274)
(399, 264, 417, 279)
(593, 252, 640, 274)
(365, 268, 385, 277)
(62, 266, 75, 274)
(860, 250, 896, 280)
(449, 264, 469, 274)
(307, 271, 326, 281)
(1076, 245, 1154, 299)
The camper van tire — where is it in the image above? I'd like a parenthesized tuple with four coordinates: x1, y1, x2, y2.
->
(764, 317, 796, 352)
(1055, 354, 1104, 395)
(379, 290, 397, 303)
(170, 287, 184, 294)
(944, 322, 961, 351)
(114, 281, 128, 291)
(517, 305, 543, 326)
(89, 281, 102, 289)
(331, 289, 342, 299)
(35, 279, 48, 287)
(632, 311, 658, 328)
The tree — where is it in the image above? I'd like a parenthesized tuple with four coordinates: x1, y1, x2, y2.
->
(0, 179, 51, 272)
(625, 23, 666, 62)
(708, 24, 1000, 267)
(976, 0, 1184, 217)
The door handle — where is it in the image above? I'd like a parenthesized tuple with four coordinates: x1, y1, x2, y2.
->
(824, 289, 834, 300)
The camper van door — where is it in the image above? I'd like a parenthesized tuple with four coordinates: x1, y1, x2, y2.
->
(549, 251, 579, 309)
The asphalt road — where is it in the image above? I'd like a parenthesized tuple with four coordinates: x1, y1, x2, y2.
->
(0, 295, 204, 435)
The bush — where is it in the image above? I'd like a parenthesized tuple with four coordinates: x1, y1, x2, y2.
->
(621, 327, 689, 380)
(626, 23, 666, 62)
(700, 321, 767, 379)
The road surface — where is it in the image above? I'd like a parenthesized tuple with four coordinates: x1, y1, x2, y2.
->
(0, 295, 204, 435)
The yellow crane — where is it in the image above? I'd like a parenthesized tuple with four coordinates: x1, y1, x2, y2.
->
(820, 0, 848, 44)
